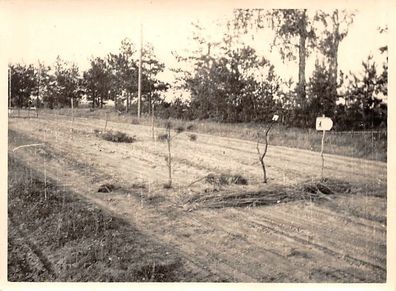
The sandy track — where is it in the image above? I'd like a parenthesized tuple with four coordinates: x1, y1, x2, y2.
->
(8, 115, 387, 282)
(10, 114, 387, 186)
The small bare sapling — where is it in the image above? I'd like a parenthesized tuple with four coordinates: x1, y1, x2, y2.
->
(158, 122, 196, 188)
(256, 115, 278, 183)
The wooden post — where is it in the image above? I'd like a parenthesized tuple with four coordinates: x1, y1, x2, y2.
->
(44, 128, 47, 200)
(36, 96, 39, 118)
(104, 112, 108, 131)
(36, 64, 40, 118)
(126, 93, 129, 113)
(151, 103, 155, 141)
(320, 129, 326, 180)
(71, 98, 74, 133)
(167, 126, 172, 187)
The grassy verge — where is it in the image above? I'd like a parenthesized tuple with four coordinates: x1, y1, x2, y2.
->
(40, 108, 387, 162)
(8, 156, 186, 282)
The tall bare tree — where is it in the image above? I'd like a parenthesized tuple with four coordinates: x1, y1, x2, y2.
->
(232, 9, 316, 108)
(315, 10, 355, 103)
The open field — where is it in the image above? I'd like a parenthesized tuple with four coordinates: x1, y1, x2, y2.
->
(8, 112, 387, 282)
(29, 108, 387, 162)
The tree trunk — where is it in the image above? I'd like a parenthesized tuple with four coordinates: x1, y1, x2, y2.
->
(167, 127, 172, 187)
(297, 9, 307, 107)
(260, 158, 267, 183)
(330, 10, 340, 107)
(148, 92, 152, 115)
(126, 93, 129, 112)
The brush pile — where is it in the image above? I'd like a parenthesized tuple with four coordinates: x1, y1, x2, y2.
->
(184, 178, 354, 210)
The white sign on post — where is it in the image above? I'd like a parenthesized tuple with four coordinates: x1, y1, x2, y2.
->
(272, 114, 279, 121)
(316, 116, 333, 179)
(316, 117, 333, 131)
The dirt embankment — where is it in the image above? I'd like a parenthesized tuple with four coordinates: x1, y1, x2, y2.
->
(8, 157, 195, 282)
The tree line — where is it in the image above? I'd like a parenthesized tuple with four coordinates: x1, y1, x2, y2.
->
(8, 9, 387, 130)
(9, 39, 169, 113)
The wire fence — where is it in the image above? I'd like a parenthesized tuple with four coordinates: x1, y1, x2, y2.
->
(327, 130, 387, 141)
(8, 107, 39, 118)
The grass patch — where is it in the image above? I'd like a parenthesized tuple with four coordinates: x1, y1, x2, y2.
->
(8, 156, 186, 282)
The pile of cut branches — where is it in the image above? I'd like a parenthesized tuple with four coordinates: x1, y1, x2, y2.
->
(183, 178, 354, 210)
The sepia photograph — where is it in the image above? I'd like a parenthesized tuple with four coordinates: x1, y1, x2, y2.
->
(1, 0, 394, 288)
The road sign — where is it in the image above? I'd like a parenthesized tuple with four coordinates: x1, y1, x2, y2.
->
(315, 116, 333, 179)
(316, 117, 333, 131)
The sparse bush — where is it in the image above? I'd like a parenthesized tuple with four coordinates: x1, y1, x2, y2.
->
(131, 118, 140, 125)
(175, 126, 185, 133)
(205, 173, 248, 186)
(157, 134, 168, 142)
(188, 134, 197, 141)
(163, 182, 172, 189)
(100, 130, 136, 143)
(186, 124, 195, 130)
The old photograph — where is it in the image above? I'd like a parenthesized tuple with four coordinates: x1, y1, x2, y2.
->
(2, 0, 392, 286)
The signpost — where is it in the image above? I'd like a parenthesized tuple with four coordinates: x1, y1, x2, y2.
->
(316, 115, 333, 179)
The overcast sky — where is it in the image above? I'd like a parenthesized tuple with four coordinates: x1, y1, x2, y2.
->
(0, 0, 389, 87)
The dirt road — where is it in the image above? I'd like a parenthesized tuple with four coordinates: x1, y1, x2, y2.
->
(8, 114, 387, 282)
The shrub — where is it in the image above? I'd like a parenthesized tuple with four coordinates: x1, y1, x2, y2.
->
(188, 134, 197, 141)
(101, 130, 136, 143)
(131, 118, 140, 125)
(157, 134, 168, 142)
(205, 173, 248, 186)
(175, 126, 185, 133)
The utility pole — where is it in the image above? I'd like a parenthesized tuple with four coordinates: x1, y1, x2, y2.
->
(37, 62, 40, 118)
(8, 67, 11, 108)
(137, 23, 143, 119)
